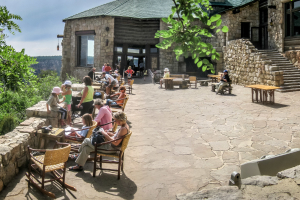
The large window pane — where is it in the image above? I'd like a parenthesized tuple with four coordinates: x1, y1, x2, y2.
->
(294, 1, 300, 9)
(294, 11, 300, 35)
(78, 35, 94, 67)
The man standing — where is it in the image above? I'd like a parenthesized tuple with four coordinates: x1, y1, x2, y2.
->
(88, 68, 96, 82)
(216, 70, 230, 94)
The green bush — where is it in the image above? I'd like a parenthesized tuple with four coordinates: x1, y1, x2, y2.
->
(0, 114, 16, 135)
(0, 70, 80, 134)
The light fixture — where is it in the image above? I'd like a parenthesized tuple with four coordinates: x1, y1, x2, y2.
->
(57, 38, 59, 51)
(106, 39, 109, 46)
(269, 18, 274, 26)
(106, 27, 109, 31)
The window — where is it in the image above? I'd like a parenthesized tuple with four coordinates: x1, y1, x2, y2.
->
(150, 45, 158, 53)
(128, 48, 140, 54)
(115, 47, 123, 53)
(241, 22, 250, 38)
(78, 35, 94, 67)
(285, 0, 300, 37)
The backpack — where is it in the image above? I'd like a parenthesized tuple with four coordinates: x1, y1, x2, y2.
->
(91, 127, 105, 146)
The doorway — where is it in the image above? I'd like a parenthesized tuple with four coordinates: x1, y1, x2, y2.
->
(259, 0, 268, 49)
(126, 56, 145, 76)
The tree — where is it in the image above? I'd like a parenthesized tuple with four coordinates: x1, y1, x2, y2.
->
(0, 6, 37, 92)
(155, 0, 229, 73)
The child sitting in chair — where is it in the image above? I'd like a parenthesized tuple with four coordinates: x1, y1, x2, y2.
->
(65, 114, 93, 139)
(106, 86, 126, 108)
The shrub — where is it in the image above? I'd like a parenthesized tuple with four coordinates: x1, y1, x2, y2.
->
(0, 114, 16, 135)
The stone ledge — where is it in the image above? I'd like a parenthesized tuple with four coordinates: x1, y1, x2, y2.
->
(0, 117, 45, 191)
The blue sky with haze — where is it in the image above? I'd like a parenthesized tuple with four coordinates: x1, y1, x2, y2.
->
(2, 0, 114, 56)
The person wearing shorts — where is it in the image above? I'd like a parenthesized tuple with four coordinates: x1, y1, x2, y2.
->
(125, 66, 135, 85)
(102, 72, 117, 95)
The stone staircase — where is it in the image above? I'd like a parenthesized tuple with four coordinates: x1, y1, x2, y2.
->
(259, 50, 300, 92)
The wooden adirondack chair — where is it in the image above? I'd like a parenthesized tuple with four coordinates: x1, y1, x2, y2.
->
(110, 94, 129, 113)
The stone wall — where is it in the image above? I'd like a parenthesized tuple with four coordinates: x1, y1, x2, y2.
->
(268, 0, 284, 52)
(26, 101, 62, 128)
(284, 50, 300, 69)
(0, 118, 46, 192)
(219, 2, 259, 42)
(224, 39, 284, 86)
(61, 16, 114, 80)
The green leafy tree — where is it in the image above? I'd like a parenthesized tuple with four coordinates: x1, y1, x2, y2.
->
(0, 6, 37, 91)
(155, 0, 229, 73)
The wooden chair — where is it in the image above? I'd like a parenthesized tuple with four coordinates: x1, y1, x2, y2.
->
(125, 79, 134, 94)
(110, 94, 129, 113)
(189, 76, 197, 88)
(93, 131, 132, 179)
(65, 121, 97, 144)
(25, 142, 76, 198)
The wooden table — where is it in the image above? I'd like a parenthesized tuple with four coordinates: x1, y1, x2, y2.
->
(164, 78, 174, 90)
(245, 85, 281, 104)
(37, 128, 65, 149)
(207, 75, 220, 83)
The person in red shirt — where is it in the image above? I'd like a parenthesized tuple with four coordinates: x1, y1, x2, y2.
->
(104, 64, 112, 74)
(125, 66, 135, 84)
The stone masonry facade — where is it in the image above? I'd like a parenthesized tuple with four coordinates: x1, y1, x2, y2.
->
(0, 118, 46, 192)
(61, 16, 114, 80)
(224, 39, 284, 86)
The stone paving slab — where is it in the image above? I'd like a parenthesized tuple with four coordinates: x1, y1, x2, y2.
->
(2, 77, 300, 199)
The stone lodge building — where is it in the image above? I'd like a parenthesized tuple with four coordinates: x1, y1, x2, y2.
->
(60, 0, 300, 91)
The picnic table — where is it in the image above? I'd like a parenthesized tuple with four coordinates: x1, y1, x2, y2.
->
(245, 85, 281, 104)
(207, 75, 220, 83)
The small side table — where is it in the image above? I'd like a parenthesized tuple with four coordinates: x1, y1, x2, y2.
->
(164, 78, 174, 90)
(37, 128, 65, 149)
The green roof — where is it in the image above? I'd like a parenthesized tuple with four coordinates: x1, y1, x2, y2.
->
(63, 0, 257, 21)
(64, 0, 174, 21)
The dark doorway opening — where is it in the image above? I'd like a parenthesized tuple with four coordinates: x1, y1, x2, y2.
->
(185, 57, 214, 78)
(241, 22, 250, 38)
(259, 0, 268, 49)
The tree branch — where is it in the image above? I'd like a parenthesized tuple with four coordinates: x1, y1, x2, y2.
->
(172, 0, 185, 30)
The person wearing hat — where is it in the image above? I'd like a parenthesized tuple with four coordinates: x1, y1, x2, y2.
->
(46, 87, 68, 126)
(160, 68, 170, 88)
(215, 70, 230, 94)
(60, 80, 73, 126)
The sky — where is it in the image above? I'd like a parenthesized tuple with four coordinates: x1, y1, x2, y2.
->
(2, 0, 114, 56)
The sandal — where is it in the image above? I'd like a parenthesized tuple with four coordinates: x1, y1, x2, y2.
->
(69, 165, 83, 171)
(69, 154, 78, 160)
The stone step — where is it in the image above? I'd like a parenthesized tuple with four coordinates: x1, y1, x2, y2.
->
(284, 79, 300, 83)
(279, 66, 298, 69)
(278, 88, 300, 92)
(283, 75, 300, 78)
(283, 76, 300, 80)
(280, 84, 300, 89)
(273, 63, 294, 66)
(282, 82, 300, 86)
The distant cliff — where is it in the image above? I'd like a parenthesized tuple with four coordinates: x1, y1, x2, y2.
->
(31, 56, 62, 75)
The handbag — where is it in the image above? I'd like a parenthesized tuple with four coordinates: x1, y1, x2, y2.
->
(91, 127, 105, 145)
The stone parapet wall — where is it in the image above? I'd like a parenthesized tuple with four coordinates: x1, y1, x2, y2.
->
(0, 117, 46, 192)
(26, 101, 63, 128)
(283, 50, 300, 69)
(224, 39, 284, 86)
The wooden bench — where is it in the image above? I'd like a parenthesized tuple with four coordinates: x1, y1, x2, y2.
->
(211, 82, 233, 94)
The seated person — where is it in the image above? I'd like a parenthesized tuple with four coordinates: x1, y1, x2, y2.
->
(69, 111, 129, 171)
(160, 68, 170, 88)
(106, 86, 126, 108)
(65, 114, 93, 139)
(101, 72, 117, 95)
(215, 70, 230, 94)
(94, 99, 113, 129)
